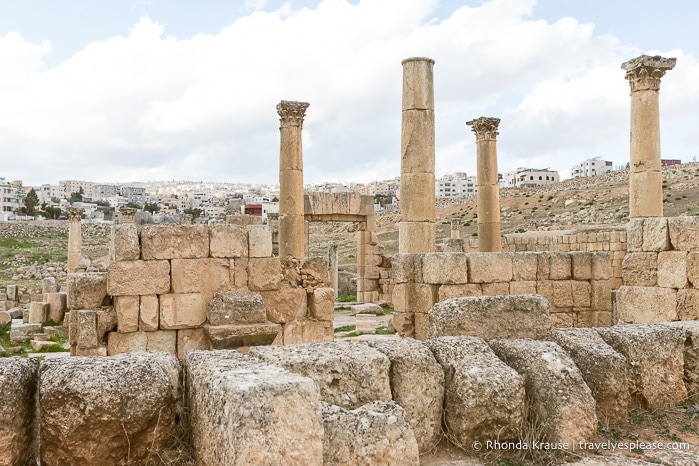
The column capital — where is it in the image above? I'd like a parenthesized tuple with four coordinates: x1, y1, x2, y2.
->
(66, 208, 84, 222)
(277, 100, 310, 128)
(120, 207, 137, 224)
(466, 117, 500, 141)
(622, 55, 676, 92)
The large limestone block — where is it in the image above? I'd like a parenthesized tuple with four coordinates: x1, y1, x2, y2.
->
(400, 109, 435, 172)
(512, 253, 538, 281)
(28, 301, 48, 324)
(176, 328, 210, 360)
(688, 252, 699, 286)
(400, 172, 436, 223)
(115, 295, 139, 333)
(322, 401, 419, 466)
(261, 288, 307, 323)
(596, 324, 687, 409)
(391, 253, 424, 284)
(614, 286, 677, 324)
(159, 293, 207, 329)
(40, 352, 180, 466)
(209, 224, 247, 258)
(107, 260, 170, 296)
(549, 253, 572, 280)
(171, 258, 231, 300)
(668, 216, 699, 251)
(422, 252, 469, 284)
(591, 253, 612, 280)
(398, 222, 436, 254)
(392, 283, 437, 314)
(304, 191, 372, 216)
(367, 338, 445, 454)
(570, 252, 593, 280)
(468, 252, 513, 283)
(489, 339, 597, 448)
(67, 272, 109, 309)
(622, 252, 657, 286)
(429, 294, 552, 340)
(546, 328, 628, 425)
(10, 321, 43, 345)
(44, 292, 67, 323)
(310, 287, 335, 321)
(247, 224, 273, 258)
(657, 251, 688, 288)
(207, 290, 266, 325)
(249, 341, 392, 409)
(678, 288, 699, 320)
(282, 320, 334, 344)
(140, 225, 209, 259)
(204, 322, 280, 348)
(427, 337, 525, 445)
(0, 358, 38, 466)
(626, 218, 644, 252)
(438, 284, 482, 301)
(186, 351, 323, 465)
(641, 217, 670, 252)
(247, 257, 283, 291)
(146, 330, 177, 353)
(107, 331, 147, 355)
(109, 224, 140, 262)
(139, 295, 159, 331)
(666, 321, 699, 400)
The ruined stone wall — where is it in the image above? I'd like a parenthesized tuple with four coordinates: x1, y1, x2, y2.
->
(391, 251, 613, 340)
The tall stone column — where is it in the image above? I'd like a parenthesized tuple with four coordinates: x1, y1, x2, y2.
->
(622, 55, 676, 218)
(328, 243, 338, 300)
(66, 208, 84, 273)
(467, 117, 502, 252)
(450, 218, 461, 239)
(399, 57, 436, 254)
(277, 100, 310, 259)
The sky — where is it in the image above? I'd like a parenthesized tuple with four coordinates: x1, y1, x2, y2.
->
(1, 0, 697, 187)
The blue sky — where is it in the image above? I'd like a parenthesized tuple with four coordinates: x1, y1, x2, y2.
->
(1, 0, 697, 186)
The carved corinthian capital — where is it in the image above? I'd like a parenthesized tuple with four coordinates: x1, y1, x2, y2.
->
(66, 207, 84, 222)
(622, 55, 676, 92)
(277, 100, 310, 128)
(466, 117, 500, 141)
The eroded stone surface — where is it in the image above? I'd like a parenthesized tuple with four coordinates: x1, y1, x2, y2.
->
(0, 357, 38, 466)
(207, 291, 266, 325)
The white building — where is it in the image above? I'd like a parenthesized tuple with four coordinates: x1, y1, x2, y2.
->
(571, 157, 614, 178)
(0, 177, 20, 220)
(503, 168, 560, 188)
(59, 180, 96, 199)
(37, 184, 65, 205)
(436, 172, 477, 198)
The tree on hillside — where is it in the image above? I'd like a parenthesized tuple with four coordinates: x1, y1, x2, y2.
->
(144, 202, 159, 214)
(183, 208, 203, 219)
(23, 188, 39, 215)
(69, 187, 84, 204)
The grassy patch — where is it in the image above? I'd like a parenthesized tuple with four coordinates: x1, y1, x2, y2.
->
(337, 294, 357, 303)
(334, 325, 356, 333)
(375, 328, 396, 335)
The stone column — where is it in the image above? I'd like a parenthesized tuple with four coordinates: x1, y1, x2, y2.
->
(467, 117, 502, 252)
(120, 207, 136, 224)
(277, 100, 310, 259)
(399, 57, 436, 253)
(622, 55, 676, 218)
(180, 213, 193, 225)
(450, 218, 461, 239)
(328, 242, 339, 300)
(66, 208, 84, 273)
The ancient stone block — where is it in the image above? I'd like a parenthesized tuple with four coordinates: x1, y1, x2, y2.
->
(231, 257, 248, 291)
(207, 291, 266, 325)
(668, 216, 699, 251)
(145, 330, 176, 353)
(622, 252, 657, 286)
(591, 280, 612, 312)
(626, 218, 644, 252)
(571, 252, 593, 280)
(28, 301, 48, 324)
(6, 285, 18, 301)
(107, 261, 170, 297)
(597, 324, 687, 409)
(398, 222, 436, 254)
(171, 258, 231, 300)
(642, 217, 670, 252)
(591, 253, 611, 280)
(44, 292, 67, 323)
(76, 310, 98, 349)
(657, 251, 688, 288)
(391, 253, 424, 284)
(665, 321, 699, 400)
(392, 312, 414, 337)
(247, 224, 273, 258)
(677, 289, 699, 321)
(549, 253, 572, 280)
(115, 295, 139, 333)
(546, 328, 628, 425)
(512, 252, 537, 281)
(427, 337, 525, 445)
(421, 253, 468, 284)
(509, 281, 537, 295)
(368, 339, 445, 454)
(321, 401, 419, 466)
(177, 328, 210, 360)
(489, 339, 597, 448)
(392, 283, 437, 314)
(469, 252, 513, 283)
(186, 351, 323, 465)
(310, 287, 335, 321)
(140, 225, 209, 260)
(109, 224, 140, 262)
(481, 282, 509, 296)
(687, 252, 699, 287)
(107, 331, 147, 355)
(0, 357, 38, 466)
(261, 288, 307, 323)
(614, 286, 677, 324)
(159, 293, 207, 329)
(355, 314, 377, 334)
(209, 224, 247, 258)
(40, 352, 180, 466)
(247, 257, 282, 291)
(429, 294, 552, 340)
(249, 341, 391, 409)
(571, 281, 591, 308)
(139, 295, 159, 331)
(437, 284, 482, 301)
(205, 322, 280, 349)
(67, 272, 109, 309)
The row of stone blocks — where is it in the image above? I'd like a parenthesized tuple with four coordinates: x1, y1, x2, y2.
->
(1, 321, 695, 465)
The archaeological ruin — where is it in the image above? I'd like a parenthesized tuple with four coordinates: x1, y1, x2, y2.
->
(2, 53, 699, 465)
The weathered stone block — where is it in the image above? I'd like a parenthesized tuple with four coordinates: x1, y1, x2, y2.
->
(688, 252, 699, 287)
(77, 310, 98, 349)
(368, 338, 445, 454)
(109, 224, 140, 262)
(549, 253, 572, 280)
(392, 283, 437, 314)
(186, 351, 323, 465)
(509, 281, 537, 295)
(177, 328, 210, 360)
(427, 337, 525, 445)
(469, 252, 513, 283)
(44, 292, 67, 323)
(107, 261, 170, 296)
(392, 312, 414, 337)
(6, 285, 18, 301)
(429, 295, 552, 340)
(571, 252, 593, 280)
(261, 288, 307, 323)
(207, 291, 266, 325)
(546, 328, 628, 425)
(591, 280, 612, 312)
(614, 286, 677, 324)
(115, 295, 139, 333)
(205, 322, 280, 349)
(668, 216, 699, 251)
(489, 339, 597, 447)
(622, 252, 657, 286)
(107, 331, 147, 355)
(247, 224, 273, 258)
(657, 251, 688, 288)
(249, 341, 391, 409)
(283, 320, 334, 344)
(247, 257, 282, 291)
(422, 253, 468, 284)
(591, 253, 611, 280)
(68, 272, 109, 309)
(231, 257, 248, 291)
(310, 287, 335, 321)
(209, 224, 247, 258)
(437, 284, 482, 301)
(642, 217, 670, 252)
(321, 401, 419, 466)
(0, 358, 38, 466)
(626, 218, 644, 252)
(597, 324, 687, 409)
(159, 293, 207, 329)
(665, 321, 699, 400)
(391, 253, 423, 284)
(139, 295, 159, 331)
(146, 330, 176, 353)
(571, 281, 591, 308)
(481, 281, 509, 296)
(171, 258, 231, 300)
(355, 314, 377, 334)
(512, 252, 537, 281)
(141, 225, 209, 259)
(28, 301, 48, 324)
(40, 353, 180, 466)
(678, 289, 699, 320)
